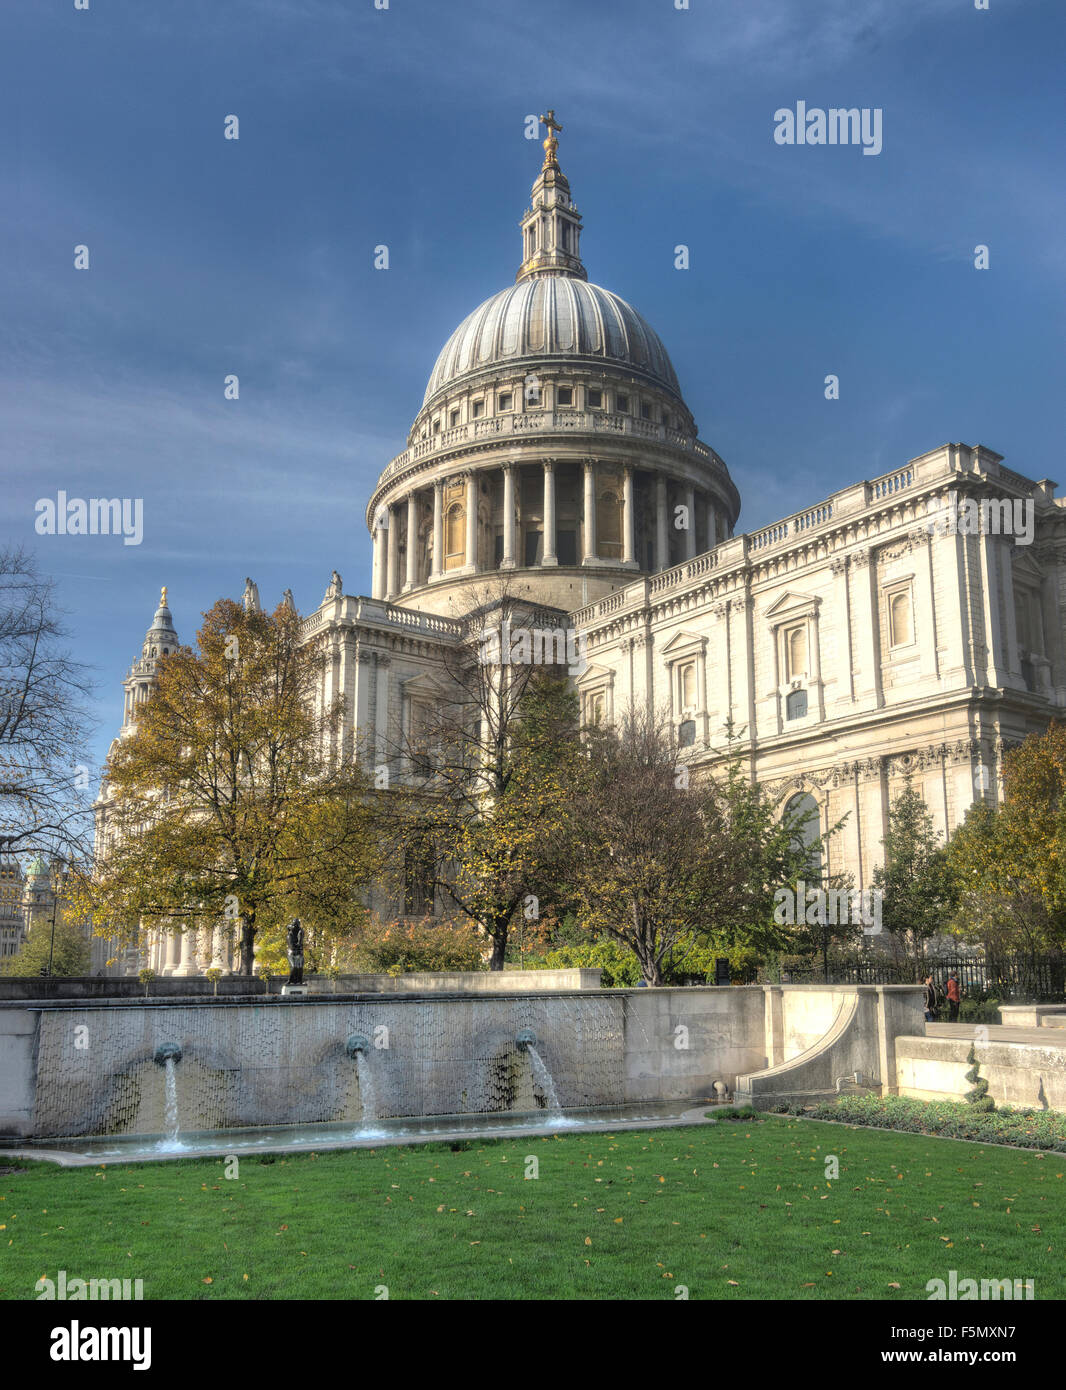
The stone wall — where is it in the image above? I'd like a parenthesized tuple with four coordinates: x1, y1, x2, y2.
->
(895, 1036, 1066, 1110)
(0, 984, 924, 1139)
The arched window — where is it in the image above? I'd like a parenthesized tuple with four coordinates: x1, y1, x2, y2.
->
(785, 792, 822, 875)
(889, 589, 912, 647)
(785, 625, 808, 680)
(679, 662, 696, 711)
(446, 504, 464, 560)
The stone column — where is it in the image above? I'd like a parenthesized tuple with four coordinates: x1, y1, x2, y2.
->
(465, 472, 478, 571)
(385, 503, 400, 600)
(622, 466, 636, 566)
(175, 927, 197, 977)
(375, 654, 391, 767)
(371, 521, 387, 600)
(164, 931, 181, 976)
(706, 496, 718, 549)
(682, 484, 696, 560)
(582, 459, 597, 563)
(655, 474, 669, 571)
(404, 491, 419, 591)
(431, 480, 444, 581)
(501, 464, 516, 568)
(542, 460, 558, 566)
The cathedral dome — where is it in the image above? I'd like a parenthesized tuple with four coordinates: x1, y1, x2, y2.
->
(423, 278, 681, 408)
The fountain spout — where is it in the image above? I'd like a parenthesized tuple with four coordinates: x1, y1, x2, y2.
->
(345, 1033, 370, 1058)
(153, 1042, 182, 1065)
(515, 1029, 537, 1050)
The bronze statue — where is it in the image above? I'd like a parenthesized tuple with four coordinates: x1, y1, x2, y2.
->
(286, 918, 305, 985)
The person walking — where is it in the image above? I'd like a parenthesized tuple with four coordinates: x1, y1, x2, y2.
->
(946, 972, 961, 1023)
(923, 973, 938, 1023)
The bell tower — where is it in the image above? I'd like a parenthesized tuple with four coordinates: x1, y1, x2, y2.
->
(121, 587, 179, 734)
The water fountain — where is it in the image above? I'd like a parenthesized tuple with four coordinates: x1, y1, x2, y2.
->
(516, 1030, 564, 1120)
(153, 1042, 185, 1150)
(345, 1033, 381, 1132)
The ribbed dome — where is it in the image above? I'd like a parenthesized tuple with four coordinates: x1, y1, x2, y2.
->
(423, 277, 681, 406)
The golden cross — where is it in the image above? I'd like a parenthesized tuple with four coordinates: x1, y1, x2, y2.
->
(540, 109, 562, 140)
(161, 586, 168, 607)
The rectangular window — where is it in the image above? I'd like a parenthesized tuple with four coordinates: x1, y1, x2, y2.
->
(640, 401, 651, 419)
(616, 394, 629, 414)
(556, 530, 577, 565)
(472, 400, 483, 418)
(433, 417, 441, 434)
(498, 392, 512, 412)
(786, 689, 808, 720)
(557, 386, 573, 406)
(587, 388, 602, 409)
(450, 409, 460, 427)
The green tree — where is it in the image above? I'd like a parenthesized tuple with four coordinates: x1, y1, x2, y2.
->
(871, 778, 954, 978)
(2, 915, 90, 977)
(946, 724, 1066, 953)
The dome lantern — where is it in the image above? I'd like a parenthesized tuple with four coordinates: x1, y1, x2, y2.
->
(516, 110, 586, 284)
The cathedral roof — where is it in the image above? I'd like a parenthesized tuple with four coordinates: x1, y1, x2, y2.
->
(422, 277, 681, 407)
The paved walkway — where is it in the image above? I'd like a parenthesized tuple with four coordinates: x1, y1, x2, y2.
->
(925, 1022, 1066, 1047)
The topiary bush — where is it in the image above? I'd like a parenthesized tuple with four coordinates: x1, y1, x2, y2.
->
(964, 1043, 996, 1112)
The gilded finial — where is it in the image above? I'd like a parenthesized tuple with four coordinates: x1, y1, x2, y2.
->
(160, 586, 168, 608)
(539, 109, 562, 169)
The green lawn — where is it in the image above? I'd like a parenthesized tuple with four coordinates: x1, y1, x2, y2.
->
(2, 1118, 1062, 1300)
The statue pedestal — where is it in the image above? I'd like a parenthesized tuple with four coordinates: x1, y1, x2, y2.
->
(281, 985, 308, 997)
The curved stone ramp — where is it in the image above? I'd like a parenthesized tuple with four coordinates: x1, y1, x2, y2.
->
(733, 986, 923, 1110)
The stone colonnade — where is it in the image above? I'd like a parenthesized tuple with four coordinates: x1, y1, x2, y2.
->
(371, 458, 724, 600)
(144, 923, 236, 977)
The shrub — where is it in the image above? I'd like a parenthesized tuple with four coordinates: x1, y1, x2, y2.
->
(349, 920, 484, 975)
(798, 1094, 1066, 1150)
(706, 1105, 757, 1121)
(535, 939, 641, 987)
(959, 997, 1002, 1024)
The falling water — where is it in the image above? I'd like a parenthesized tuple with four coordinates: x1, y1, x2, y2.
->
(526, 1045, 564, 1120)
(159, 1056, 184, 1150)
(354, 1050, 379, 1130)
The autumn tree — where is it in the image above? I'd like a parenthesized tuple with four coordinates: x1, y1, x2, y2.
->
(564, 709, 826, 985)
(388, 587, 587, 969)
(79, 596, 382, 973)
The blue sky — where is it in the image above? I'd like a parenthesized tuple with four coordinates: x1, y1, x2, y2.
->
(2, 0, 1063, 778)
